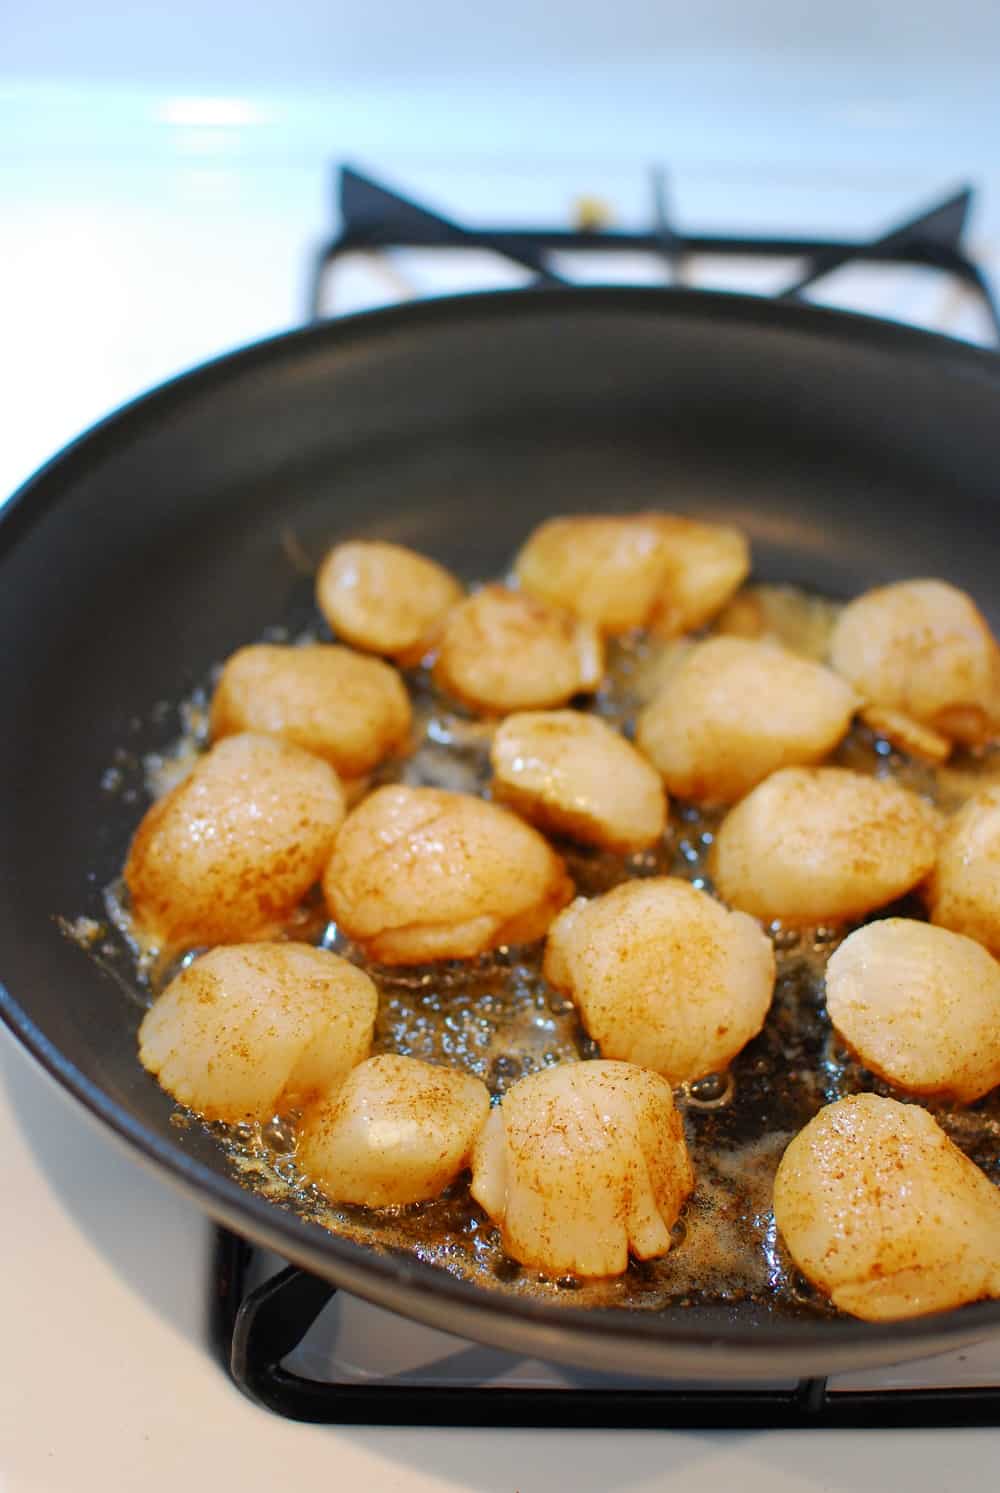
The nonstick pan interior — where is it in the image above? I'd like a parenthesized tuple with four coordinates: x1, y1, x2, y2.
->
(3, 287, 1000, 1380)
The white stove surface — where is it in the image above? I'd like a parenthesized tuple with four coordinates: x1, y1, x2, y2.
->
(4, 100, 1000, 1490)
(286, 1264, 1000, 1394)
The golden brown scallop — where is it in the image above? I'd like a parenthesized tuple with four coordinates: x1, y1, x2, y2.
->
(514, 512, 749, 637)
(543, 877, 775, 1084)
(829, 579, 1000, 749)
(125, 732, 345, 949)
(210, 642, 411, 779)
(138, 943, 377, 1122)
(635, 636, 858, 804)
(773, 1094, 1000, 1321)
(648, 515, 754, 638)
(491, 709, 667, 852)
(825, 919, 1000, 1103)
(927, 786, 1000, 955)
(299, 1054, 491, 1206)
(515, 514, 674, 634)
(432, 585, 603, 714)
(710, 767, 939, 925)
(322, 784, 574, 964)
(470, 1060, 694, 1277)
(315, 539, 464, 663)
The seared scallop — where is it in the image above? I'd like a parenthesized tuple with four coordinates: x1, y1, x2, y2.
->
(649, 515, 754, 638)
(138, 943, 377, 1122)
(711, 767, 939, 926)
(210, 643, 411, 779)
(470, 1060, 693, 1277)
(491, 710, 667, 852)
(514, 512, 750, 637)
(433, 585, 603, 714)
(125, 733, 345, 949)
(543, 878, 775, 1084)
(515, 514, 675, 634)
(635, 637, 858, 804)
(773, 1094, 1000, 1321)
(826, 919, 1000, 1103)
(928, 786, 1000, 955)
(299, 1054, 490, 1206)
(323, 784, 574, 964)
(829, 579, 1000, 749)
(316, 540, 464, 663)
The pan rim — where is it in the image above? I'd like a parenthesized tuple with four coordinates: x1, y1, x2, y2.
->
(3, 282, 999, 548)
(4, 284, 1000, 1375)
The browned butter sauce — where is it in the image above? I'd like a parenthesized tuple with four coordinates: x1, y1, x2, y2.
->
(74, 585, 1000, 1315)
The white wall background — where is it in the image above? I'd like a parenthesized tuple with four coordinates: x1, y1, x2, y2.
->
(2, 2, 998, 174)
(4, 1, 1000, 84)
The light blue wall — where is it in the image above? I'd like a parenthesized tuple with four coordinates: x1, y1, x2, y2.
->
(4, 1, 1000, 87)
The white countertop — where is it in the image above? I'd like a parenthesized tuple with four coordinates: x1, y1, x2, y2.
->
(4, 80, 1000, 1489)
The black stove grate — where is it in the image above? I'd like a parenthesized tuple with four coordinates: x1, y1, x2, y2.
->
(212, 1229, 1000, 1427)
(308, 164, 1000, 343)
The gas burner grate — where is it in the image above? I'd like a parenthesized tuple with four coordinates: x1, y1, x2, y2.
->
(211, 1229, 1000, 1427)
(308, 165, 1000, 343)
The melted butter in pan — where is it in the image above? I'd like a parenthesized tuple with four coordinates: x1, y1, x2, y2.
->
(74, 584, 1000, 1314)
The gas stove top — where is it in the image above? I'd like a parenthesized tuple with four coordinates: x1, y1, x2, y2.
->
(218, 1230, 1000, 1427)
(167, 163, 1000, 1430)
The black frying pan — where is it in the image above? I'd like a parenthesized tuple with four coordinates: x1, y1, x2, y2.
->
(4, 287, 1000, 1381)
